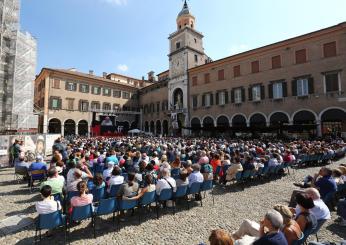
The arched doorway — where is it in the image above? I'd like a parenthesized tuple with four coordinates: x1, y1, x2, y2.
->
(78, 120, 88, 136)
(249, 113, 267, 128)
(232, 114, 247, 128)
(270, 112, 289, 126)
(123, 121, 130, 132)
(293, 111, 316, 124)
(321, 108, 346, 137)
(156, 120, 161, 135)
(130, 121, 137, 130)
(293, 110, 317, 138)
(150, 121, 155, 134)
(64, 119, 76, 136)
(48, 118, 61, 134)
(191, 117, 201, 136)
(162, 120, 169, 136)
(203, 116, 214, 129)
(216, 116, 230, 128)
(144, 121, 149, 132)
(172, 88, 183, 109)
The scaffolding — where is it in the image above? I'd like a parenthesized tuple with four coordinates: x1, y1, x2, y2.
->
(0, 0, 37, 132)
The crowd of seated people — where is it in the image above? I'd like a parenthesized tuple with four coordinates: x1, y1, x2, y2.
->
(10, 135, 346, 242)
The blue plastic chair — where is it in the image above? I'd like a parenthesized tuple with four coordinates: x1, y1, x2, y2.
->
(94, 198, 117, 229)
(118, 199, 138, 224)
(291, 232, 304, 245)
(108, 184, 122, 197)
(235, 171, 243, 183)
(66, 191, 79, 202)
(92, 187, 105, 203)
(35, 210, 66, 243)
(138, 191, 156, 221)
(29, 169, 46, 192)
(200, 180, 214, 205)
(187, 182, 202, 207)
(171, 168, 180, 180)
(310, 219, 327, 242)
(69, 204, 95, 239)
(173, 185, 188, 210)
(94, 164, 104, 174)
(156, 188, 173, 218)
(53, 193, 63, 204)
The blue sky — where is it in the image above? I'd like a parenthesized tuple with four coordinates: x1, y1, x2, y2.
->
(22, 0, 346, 79)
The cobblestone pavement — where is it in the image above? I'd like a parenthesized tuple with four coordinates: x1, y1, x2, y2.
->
(0, 160, 345, 245)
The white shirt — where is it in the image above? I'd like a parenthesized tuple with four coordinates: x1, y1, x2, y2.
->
(188, 171, 204, 187)
(36, 197, 61, 214)
(268, 158, 279, 167)
(156, 177, 176, 195)
(103, 168, 113, 180)
(66, 168, 87, 185)
(295, 198, 331, 220)
(107, 175, 124, 192)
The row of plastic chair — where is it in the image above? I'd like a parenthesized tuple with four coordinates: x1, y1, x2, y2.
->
(36, 180, 214, 243)
(296, 153, 335, 168)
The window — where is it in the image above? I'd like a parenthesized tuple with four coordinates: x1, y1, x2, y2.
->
(92, 86, 101, 95)
(80, 84, 89, 93)
(91, 102, 100, 110)
(176, 42, 181, 49)
(103, 103, 111, 111)
(79, 100, 89, 112)
(192, 76, 198, 86)
(113, 90, 121, 98)
(323, 41, 336, 58)
(251, 61, 259, 73)
(52, 79, 60, 89)
(204, 73, 210, 84)
(295, 49, 307, 64)
(192, 95, 198, 109)
(103, 87, 111, 96)
(156, 102, 160, 113)
(194, 38, 197, 43)
(252, 86, 261, 101)
(65, 81, 77, 91)
(297, 78, 309, 96)
(194, 54, 198, 62)
(233, 65, 241, 77)
(66, 98, 74, 110)
(273, 83, 283, 99)
(272, 55, 281, 69)
(122, 91, 130, 99)
(218, 69, 225, 80)
(50, 97, 61, 109)
(205, 94, 211, 107)
(325, 72, 339, 92)
(234, 88, 242, 104)
(217, 91, 227, 105)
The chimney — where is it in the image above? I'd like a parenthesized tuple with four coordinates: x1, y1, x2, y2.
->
(102, 72, 107, 78)
(142, 76, 145, 81)
(148, 71, 155, 82)
(89, 70, 94, 75)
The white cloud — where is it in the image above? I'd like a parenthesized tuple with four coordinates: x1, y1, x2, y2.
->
(117, 64, 128, 72)
(101, 0, 128, 6)
(229, 44, 249, 55)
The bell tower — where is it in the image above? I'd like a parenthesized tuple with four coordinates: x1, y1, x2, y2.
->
(168, 1, 206, 136)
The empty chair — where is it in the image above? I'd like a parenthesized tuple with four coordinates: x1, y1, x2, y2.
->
(138, 191, 156, 221)
(35, 210, 66, 243)
(200, 180, 214, 205)
(118, 199, 138, 224)
(92, 187, 105, 203)
(187, 182, 202, 207)
(108, 184, 121, 198)
(68, 204, 95, 239)
(94, 198, 117, 230)
(173, 185, 188, 211)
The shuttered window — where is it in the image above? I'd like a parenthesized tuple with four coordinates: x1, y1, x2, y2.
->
(295, 49, 307, 64)
(251, 61, 259, 73)
(323, 41, 336, 58)
(325, 72, 339, 92)
(233, 65, 241, 77)
(218, 69, 225, 80)
(272, 55, 281, 69)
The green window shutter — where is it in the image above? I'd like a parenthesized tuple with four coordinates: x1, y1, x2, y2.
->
(292, 80, 297, 96)
(308, 77, 314, 94)
(268, 84, 273, 99)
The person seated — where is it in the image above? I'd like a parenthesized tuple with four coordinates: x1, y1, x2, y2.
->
(93, 173, 105, 189)
(182, 160, 193, 175)
(254, 209, 288, 245)
(36, 185, 62, 214)
(208, 229, 234, 245)
(294, 167, 337, 200)
(188, 164, 204, 187)
(127, 174, 156, 200)
(242, 156, 256, 172)
(156, 168, 176, 195)
(70, 180, 93, 209)
(66, 160, 93, 186)
(294, 193, 317, 233)
(176, 169, 189, 187)
(103, 161, 115, 181)
(28, 155, 48, 186)
(117, 172, 139, 199)
(107, 166, 124, 193)
(40, 167, 64, 196)
(332, 168, 344, 185)
(201, 161, 213, 181)
(14, 156, 29, 180)
(66, 169, 83, 192)
(268, 153, 280, 168)
(225, 157, 243, 183)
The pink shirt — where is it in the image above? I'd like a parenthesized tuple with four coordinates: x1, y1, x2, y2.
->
(70, 194, 93, 207)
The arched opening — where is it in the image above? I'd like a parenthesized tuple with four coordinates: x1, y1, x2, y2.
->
(162, 120, 169, 136)
(232, 115, 247, 128)
(64, 119, 76, 136)
(321, 108, 346, 137)
(249, 114, 267, 128)
(144, 121, 149, 132)
(293, 111, 316, 124)
(156, 120, 161, 135)
(123, 121, 130, 132)
(191, 118, 201, 129)
(78, 120, 88, 136)
(203, 116, 214, 129)
(48, 118, 61, 134)
(150, 121, 155, 134)
(172, 88, 184, 110)
(130, 121, 137, 130)
(216, 116, 230, 128)
(270, 112, 289, 126)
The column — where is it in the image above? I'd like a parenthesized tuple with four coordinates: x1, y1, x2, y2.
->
(139, 109, 143, 131)
(61, 125, 64, 137)
(75, 124, 78, 136)
(316, 120, 322, 137)
(43, 114, 48, 134)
